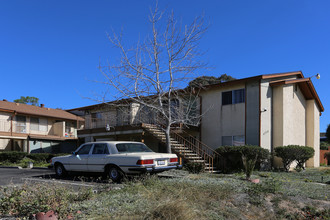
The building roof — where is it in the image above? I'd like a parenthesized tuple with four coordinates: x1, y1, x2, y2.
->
(67, 71, 324, 113)
(0, 100, 84, 121)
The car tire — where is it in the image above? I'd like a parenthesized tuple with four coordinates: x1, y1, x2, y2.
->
(55, 164, 67, 178)
(108, 166, 123, 183)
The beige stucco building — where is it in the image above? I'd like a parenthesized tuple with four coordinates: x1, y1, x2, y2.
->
(0, 100, 84, 153)
(69, 71, 323, 168)
(200, 71, 323, 167)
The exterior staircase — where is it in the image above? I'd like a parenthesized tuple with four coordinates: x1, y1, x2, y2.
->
(142, 123, 220, 173)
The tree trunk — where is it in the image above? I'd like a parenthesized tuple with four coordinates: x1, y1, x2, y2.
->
(165, 126, 171, 153)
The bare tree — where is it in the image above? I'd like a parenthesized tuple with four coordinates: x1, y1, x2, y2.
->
(98, 5, 208, 153)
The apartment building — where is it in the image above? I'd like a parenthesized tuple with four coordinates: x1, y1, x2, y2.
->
(0, 100, 84, 153)
(69, 71, 324, 168)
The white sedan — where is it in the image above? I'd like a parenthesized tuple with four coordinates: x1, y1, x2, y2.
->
(50, 141, 181, 182)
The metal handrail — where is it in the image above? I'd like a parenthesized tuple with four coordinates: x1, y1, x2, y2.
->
(178, 129, 221, 158)
(171, 131, 215, 173)
(142, 123, 220, 172)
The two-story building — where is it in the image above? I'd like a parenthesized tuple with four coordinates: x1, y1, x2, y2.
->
(68, 71, 324, 169)
(0, 100, 84, 153)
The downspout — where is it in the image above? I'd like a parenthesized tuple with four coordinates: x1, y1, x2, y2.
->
(259, 79, 261, 147)
(27, 136, 30, 153)
(199, 95, 202, 142)
(244, 83, 247, 145)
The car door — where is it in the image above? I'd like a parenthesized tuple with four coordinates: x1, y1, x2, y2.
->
(69, 144, 93, 171)
(87, 143, 110, 172)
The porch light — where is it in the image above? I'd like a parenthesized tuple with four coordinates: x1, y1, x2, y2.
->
(310, 73, 320, 80)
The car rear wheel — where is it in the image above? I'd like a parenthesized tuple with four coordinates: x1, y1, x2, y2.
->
(55, 164, 67, 178)
(108, 166, 123, 183)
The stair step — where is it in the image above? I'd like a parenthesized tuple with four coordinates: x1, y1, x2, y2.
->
(204, 166, 217, 170)
(144, 123, 221, 174)
(171, 144, 187, 147)
(187, 159, 205, 163)
(173, 150, 193, 154)
(185, 156, 203, 159)
(181, 153, 198, 156)
(171, 147, 190, 150)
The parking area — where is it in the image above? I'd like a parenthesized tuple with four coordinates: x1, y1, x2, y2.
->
(0, 167, 119, 189)
(0, 168, 54, 186)
(0, 167, 179, 191)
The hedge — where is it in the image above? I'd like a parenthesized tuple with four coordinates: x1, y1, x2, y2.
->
(0, 152, 28, 163)
(0, 151, 69, 163)
(275, 145, 314, 172)
(215, 145, 269, 176)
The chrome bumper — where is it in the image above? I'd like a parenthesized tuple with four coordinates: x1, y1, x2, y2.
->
(128, 164, 182, 173)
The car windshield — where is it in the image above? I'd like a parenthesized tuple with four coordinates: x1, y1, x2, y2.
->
(116, 143, 153, 153)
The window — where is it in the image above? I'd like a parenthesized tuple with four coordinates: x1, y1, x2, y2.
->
(222, 135, 245, 146)
(233, 89, 245, 104)
(30, 117, 47, 132)
(233, 135, 245, 146)
(30, 117, 39, 131)
(222, 89, 245, 105)
(222, 91, 232, 105)
(16, 116, 26, 133)
(39, 118, 48, 132)
(116, 143, 153, 153)
(92, 144, 109, 155)
(77, 144, 92, 155)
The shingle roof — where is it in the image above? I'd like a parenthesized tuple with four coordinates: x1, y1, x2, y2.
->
(67, 71, 324, 113)
(0, 100, 84, 121)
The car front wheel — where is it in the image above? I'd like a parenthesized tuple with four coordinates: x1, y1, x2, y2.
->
(108, 167, 123, 183)
(55, 164, 67, 178)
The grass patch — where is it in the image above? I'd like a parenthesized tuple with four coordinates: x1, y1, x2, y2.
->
(0, 167, 329, 219)
(0, 183, 93, 218)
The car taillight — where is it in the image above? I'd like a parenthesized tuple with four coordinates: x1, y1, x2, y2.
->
(136, 159, 154, 165)
(170, 158, 178, 163)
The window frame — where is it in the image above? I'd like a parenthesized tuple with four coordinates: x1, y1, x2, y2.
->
(222, 89, 245, 105)
(221, 135, 245, 146)
(92, 143, 110, 155)
(76, 144, 93, 155)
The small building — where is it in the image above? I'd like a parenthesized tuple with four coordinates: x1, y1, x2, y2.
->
(0, 100, 84, 153)
(68, 71, 324, 169)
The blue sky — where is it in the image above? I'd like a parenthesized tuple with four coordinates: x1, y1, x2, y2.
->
(0, 0, 329, 131)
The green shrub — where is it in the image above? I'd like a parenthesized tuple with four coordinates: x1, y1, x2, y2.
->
(216, 145, 269, 179)
(184, 162, 205, 174)
(295, 146, 314, 171)
(216, 146, 242, 172)
(275, 145, 314, 172)
(26, 153, 56, 162)
(274, 146, 297, 172)
(320, 142, 329, 150)
(0, 152, 70, 166)
(0, 151, 27, 163)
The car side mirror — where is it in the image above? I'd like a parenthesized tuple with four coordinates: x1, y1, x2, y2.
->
(72, 151, 78, 156)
